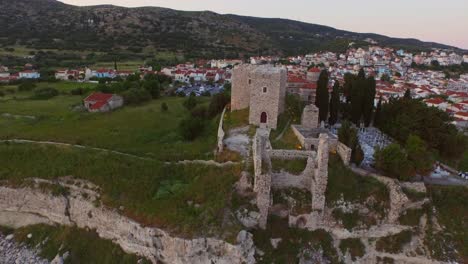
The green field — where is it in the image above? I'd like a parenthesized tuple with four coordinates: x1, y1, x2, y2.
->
(0, 143, 241, 237)
(0, 94, 218, 161)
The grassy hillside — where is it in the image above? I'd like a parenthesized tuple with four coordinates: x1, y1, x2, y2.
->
(0, 87, 217, 161)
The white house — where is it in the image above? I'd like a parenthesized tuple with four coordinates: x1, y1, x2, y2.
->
(19, 70, 40, 79)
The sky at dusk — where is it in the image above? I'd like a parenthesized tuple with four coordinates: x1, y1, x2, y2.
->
(60, 0, 468, 49)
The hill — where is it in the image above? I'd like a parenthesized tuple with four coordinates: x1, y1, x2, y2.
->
(0, 0, 464, 59)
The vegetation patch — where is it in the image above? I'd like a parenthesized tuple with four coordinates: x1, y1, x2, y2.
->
(253, 216, 340, 264)
(339, 238, 365, 261)
(0, 143, 241, 237)
(401, 187, 426, 202)
(326, 155, 389, 217)
(375, 230, 413, 254)
(270, 127, 301, 150)
(272, 188, 311, 215)
(332, 208, 361, 230)
(271, 158, 307, 175)
(223, 108, 249, 131)
(10, 224, 149, 264)
(398, 207, 425, 227)
(425, 186, 467, 262)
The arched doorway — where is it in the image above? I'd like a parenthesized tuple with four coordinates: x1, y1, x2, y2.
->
(260, 112, 267, 123)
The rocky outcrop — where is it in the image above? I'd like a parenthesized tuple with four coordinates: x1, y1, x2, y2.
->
(0, 182, 255, 264)
(0, 233, 49, 264)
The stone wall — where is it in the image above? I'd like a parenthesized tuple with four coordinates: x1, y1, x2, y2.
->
(336, 142, 352, 166)
(217, 107, 227, 153)
(0, 184, 255, 264)
(311, 134, 329, 211)
(268, 149, 315, 160)
(301, 105, 319, 129)
(231, 65, 251, 111)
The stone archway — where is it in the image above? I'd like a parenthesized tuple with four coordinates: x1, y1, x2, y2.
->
(260, 112, 267, 123)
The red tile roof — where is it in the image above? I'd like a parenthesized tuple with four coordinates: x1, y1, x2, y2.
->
(308, 67, 321, 73)
(425, 98, 445, 105)
(84, 92, 113, 103)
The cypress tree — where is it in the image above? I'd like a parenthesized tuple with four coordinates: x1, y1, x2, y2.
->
(316, 70, 329, 123)
(374, 96, 383, 127)
(329, 80, 340, 125)
(404, 88, 411, 99)
(363, 76, 376, 127)
(350, 69, 366, 126)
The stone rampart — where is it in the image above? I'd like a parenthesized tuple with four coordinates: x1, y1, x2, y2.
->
(268, 149, 315, 160)
(311, 134, 329, 211)
(336, 142, 352, 166)
(217, 107, 227, 153)
(0, 185, 255, 264)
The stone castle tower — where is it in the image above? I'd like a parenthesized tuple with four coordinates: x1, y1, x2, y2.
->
(231, 65, 287, 129)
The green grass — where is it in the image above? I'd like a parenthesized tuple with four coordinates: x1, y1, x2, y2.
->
(36, 81, 99, 93)
(0, 143, 241, 236)
(272, 188, 311, 215)
(375, 230, 413, 254)
(0, 96, 218, 161)
(253, 216, 340, 264)
(339, 238, 365, 261)
(271, 158, 307, 175)
(223, 108, 249, 131)
(398, 207, 425, 226)
(332, 208, 361, 230)
(425, 186, 468, 262)
(401, 187, 426, 202)
(270, 127, 301, 150)
(9, 224, 149, 264)
(326, 156, 389, 212)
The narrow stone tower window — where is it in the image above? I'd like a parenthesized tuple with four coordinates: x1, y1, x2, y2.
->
(248, 79, 252, 85)
(263, 87, 267, 93)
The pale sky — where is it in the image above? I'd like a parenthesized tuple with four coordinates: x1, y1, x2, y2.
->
(60, 0, 468, 49)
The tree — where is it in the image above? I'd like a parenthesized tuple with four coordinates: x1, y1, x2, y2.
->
(143, 80, 161, 99)
(343, 73, 355, 102)
(380, 73, 391, 82)
(373, 96, 383, 127)
(207, 92, 230, 118)
(33, 87, 58, 100)
(338, 120, 364, 166)
(406, 135, 433, 174)
(18, 81, 36, 91)
(363, 76, 376, 127)
(404, 88, 411, 99)
(350, 69, 366, 125)
(161, 102, 168, 112)
(315, 70, 329, 123)
(183, 94, 197, 110)
(179, 117, 205, 141)
(329, 80, 340, 125)
(431, 60, 440, 67)
(121, 88, 152, 105)
(374, 144, 413, 181)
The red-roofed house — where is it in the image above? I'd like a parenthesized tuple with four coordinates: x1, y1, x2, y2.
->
(424, 97, 448, 110)
(83, 92, 124, 112)
(454, 111, 468, 121)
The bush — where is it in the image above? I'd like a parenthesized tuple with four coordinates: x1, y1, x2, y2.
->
(207, 92, 229, 118)
(161, 102, 168, 112)
(190, 105, 207, 119)
(121, 88, 151, 105)
(374, 144, 413, 181)
(179, 117, 205, 141)
(33, 87, 58, 100)
(0, 91, 4, 97)
(339, 238, 365, 261)
(142, 80, 161, 99)
(18, 82, 36, 91)
(183, 95, 197, 110)
(405, 134, 433, 174)
(70, 87, 87, 95)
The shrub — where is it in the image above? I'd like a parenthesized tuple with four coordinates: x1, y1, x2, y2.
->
(374, 143, 413, 180)
(0, 91, 4, 97)
(339, 238, 365, 261)
(183, 95, 197, 110)
(190, 105, 207, 119)
(207, 92, 230, 118)
(121, 88, 151, 105)
(376, 230, 413, 253)
(71, 87, 87, 95)
(18, 82, 36, 91)
(33, 87, 58, 100)
(179, 117, 205, 141)
(142, 80, 161, 99)
(161, 102, 168, 112)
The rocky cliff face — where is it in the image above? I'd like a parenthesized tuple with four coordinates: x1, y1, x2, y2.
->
(0, 180, 256, 264)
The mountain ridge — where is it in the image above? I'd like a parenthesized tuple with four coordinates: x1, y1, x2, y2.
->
(0, 0, 464, 58)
